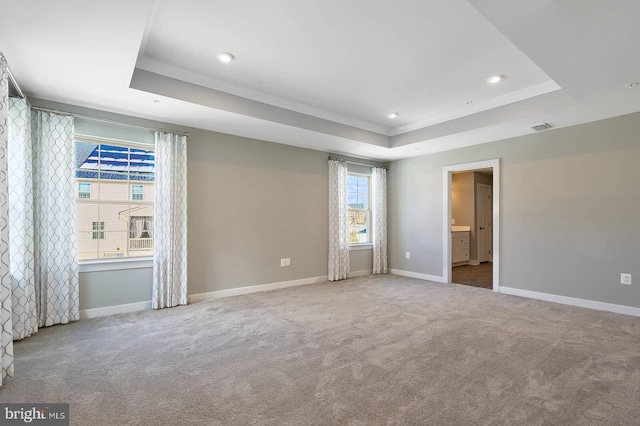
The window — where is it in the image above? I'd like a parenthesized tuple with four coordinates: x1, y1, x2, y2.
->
(347, 173, 370, 244)
(78, 182, 91, 199)
(74, 137, 154, 260)
(92, 222, 105, 240)
(132, 185, 144, 201)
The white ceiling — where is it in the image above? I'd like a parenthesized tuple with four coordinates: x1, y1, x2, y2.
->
(1, 0, 639, 161)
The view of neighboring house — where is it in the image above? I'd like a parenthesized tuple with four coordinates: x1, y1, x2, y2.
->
(347, 174, 370, 244)
(74, 139, 155, 260)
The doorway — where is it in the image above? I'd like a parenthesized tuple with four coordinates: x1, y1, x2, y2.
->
(443, 159, 500, 292)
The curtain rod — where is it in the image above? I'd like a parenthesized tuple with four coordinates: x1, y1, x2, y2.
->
(30, 106, 189, 137)
(1, 52, 26, 99)
(328, 156, 388, 170)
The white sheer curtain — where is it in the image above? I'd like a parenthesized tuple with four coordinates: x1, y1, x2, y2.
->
(372, 167, 388, 274)
(0, 53, 15, 386)
(31, 109, 79, 326)
(152, 131, 188, 309)
(8, 98, 37, 338)
(5, 97, 79, 340)
(328, 159, 350, 281)
(10, 106, 79, 329)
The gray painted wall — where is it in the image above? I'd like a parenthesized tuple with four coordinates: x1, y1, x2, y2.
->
(187, 133, 380, 293)
(187, 129, 330, 294)
(388, 111, 640, 308)
(31, 99, 382, 311)
(29, 101, 640, 311)
(80, 267, 152, 310)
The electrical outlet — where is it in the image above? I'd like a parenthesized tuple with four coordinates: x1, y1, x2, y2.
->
(286, 258, 291, 266)
(621, 273, 632, 285)
(405, 252, 411, 259)
(280, 258, 286, 267)
(451, 219, 455, 225)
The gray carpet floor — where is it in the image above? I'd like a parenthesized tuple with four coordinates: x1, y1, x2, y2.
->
(1, 274, 640, 425)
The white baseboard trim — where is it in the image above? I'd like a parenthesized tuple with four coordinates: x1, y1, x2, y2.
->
(349, 270, 372, 278)
(389, 269, 447, 283)
(79, 275, 331, 319)
(188, 275, 329, 303)
(80, 300, 152, 319)
(467, 260, 480, 266)
(500, 287, 640, 318)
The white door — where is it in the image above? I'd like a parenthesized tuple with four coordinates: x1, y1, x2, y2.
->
(476, 184, 492, 262)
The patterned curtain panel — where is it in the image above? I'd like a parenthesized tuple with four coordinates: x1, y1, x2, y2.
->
(372, 167, 388, 274)
(328, 159, 350, 281)
(0, 54, 15, 386)
(8, 98, 37, 338)
(152, 131, 188, 309)
(31, 110, 79, 327)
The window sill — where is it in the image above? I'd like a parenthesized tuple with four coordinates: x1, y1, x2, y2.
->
(78, 257, 153, 273)
(349, 243, 373, 251)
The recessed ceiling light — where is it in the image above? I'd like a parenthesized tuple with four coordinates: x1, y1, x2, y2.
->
(153, 99, 160, 104)
(465, 100, 474, 105)
(388, 112, 399, 119)
(487, 75, 503, 84)
(626, 82, 639, 88)
(217, 52, 235, 63)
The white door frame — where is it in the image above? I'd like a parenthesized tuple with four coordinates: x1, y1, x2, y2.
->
(443, 159, 500, 292)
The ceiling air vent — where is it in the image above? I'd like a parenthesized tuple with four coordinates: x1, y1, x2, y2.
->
(531, 123, 552, 132)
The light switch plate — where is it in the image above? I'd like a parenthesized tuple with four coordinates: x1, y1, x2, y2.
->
(621, 273, 632, 285)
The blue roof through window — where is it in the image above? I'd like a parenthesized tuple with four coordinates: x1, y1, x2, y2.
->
(75, 141, 154, 180)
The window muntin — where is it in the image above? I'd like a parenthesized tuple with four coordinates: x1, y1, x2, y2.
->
(347, 173, 371, 244)
(75, 138, 154, 260)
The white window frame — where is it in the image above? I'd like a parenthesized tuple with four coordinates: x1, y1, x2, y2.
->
(74, 135, 155, 268)
(347, 172, 372, 246)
